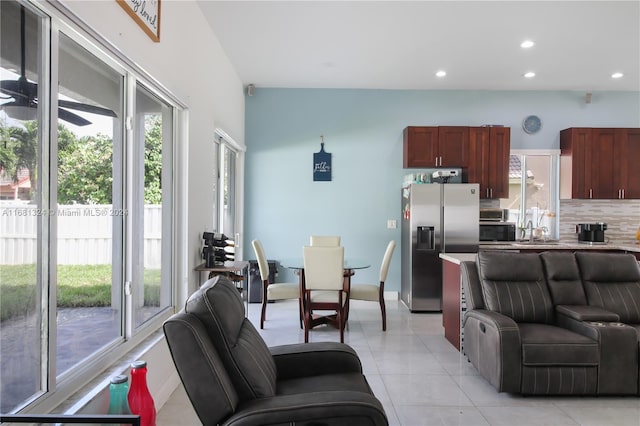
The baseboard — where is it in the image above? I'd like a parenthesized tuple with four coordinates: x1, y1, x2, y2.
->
(383, 291, 399, 300)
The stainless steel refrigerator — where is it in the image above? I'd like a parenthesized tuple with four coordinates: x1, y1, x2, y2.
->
(401, 183, 479, 312)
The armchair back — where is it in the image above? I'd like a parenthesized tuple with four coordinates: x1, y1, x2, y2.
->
(185, 277, 278, 399)
(163, 312, 239, 424)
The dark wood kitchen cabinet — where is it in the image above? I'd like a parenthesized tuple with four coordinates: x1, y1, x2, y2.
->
(468, 127, 510, 199)
(621, 128, 640, 199)
(403, 126, 438, 168)
(403, 126, 470, 168)
(560, 127, 640, 199)
(438, 126, 470, 167)
(560, 128, 595, 199)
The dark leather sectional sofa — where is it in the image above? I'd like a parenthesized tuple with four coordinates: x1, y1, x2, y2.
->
(461, 250, 640, 395)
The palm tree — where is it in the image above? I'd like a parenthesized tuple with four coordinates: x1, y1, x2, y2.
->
(2, 121, 39, 200)
(0, 121, 18, 172)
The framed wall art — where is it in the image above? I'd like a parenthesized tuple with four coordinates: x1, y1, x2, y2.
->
(117, 0, 161, 42)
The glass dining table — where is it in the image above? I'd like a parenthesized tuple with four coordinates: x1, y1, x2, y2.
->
(280, 258, 371, 326)
(279, 258, 371, 271)
(280, 257, 371, 292)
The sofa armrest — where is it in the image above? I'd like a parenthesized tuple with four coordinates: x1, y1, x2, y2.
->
(463, 309, 521, 393)
(223, 390, 388, 426)
(270, 342, 362, 380)
(556, 314, 638, 395)
(556, 305, 620, 322)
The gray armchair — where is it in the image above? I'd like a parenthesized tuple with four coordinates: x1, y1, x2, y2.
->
(163, 276, 387, 426)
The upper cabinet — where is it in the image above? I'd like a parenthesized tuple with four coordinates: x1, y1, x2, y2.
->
(560, 127, 640, 199)
(403, 126, 439, 168)
(438, 126, 471, 168)
(468, 127, 510, 199)
(403, 126, 470, 168)
(403, 125, 509, 199)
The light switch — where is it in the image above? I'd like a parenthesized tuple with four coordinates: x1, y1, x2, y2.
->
(387, 219, 397, 229)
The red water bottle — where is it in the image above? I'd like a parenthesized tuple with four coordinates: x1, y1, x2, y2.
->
(128, 360, 156, 426)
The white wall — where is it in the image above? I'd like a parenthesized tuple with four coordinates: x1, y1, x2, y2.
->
(57, 0, 246, 412)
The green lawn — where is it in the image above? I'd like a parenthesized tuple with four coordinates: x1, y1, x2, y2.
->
(0, 264, 161, 321)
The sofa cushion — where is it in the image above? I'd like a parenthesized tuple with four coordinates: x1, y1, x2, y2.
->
(518, 323, 599, 366)
(576, 252, 640, 323)
(478, 251, 554, 324)
(540, 252, 587, 305)
(186, 276, 277, 400)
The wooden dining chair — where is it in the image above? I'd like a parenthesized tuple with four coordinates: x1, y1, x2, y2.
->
(301, 245, 347, 342)
(349, 240, 396, 331)
(309, 235, 341, 246)
(251, 239, 301, 329)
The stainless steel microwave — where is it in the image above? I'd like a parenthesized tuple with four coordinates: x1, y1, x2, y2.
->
(479, 222, 517, 242)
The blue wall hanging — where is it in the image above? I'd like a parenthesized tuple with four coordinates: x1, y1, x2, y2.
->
(313, 136, 332, 181)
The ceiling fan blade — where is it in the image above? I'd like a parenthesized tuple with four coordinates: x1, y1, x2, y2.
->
(58, 99, 117, 117)
(1, 100, 92, 126)
(58, 107, 92, 126)
(0, 79, 34, 100)
(1, 80, 22, 95)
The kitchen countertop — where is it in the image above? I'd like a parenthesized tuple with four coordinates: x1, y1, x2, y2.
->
(439, 253, 478, 264)
(440, 241, 640, 265)
(479, 240, 640, 253)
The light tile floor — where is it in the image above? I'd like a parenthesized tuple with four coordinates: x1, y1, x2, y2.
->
(157, 299, 640, 426)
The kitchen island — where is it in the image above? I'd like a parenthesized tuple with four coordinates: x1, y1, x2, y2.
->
(439, 253, 477, 351)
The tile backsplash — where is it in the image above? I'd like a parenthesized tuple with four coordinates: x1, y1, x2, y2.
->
(559, 199, 640, 242)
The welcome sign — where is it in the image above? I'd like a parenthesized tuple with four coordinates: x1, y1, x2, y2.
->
(117, 0, 161, 42)
(313, 142, 332, 181)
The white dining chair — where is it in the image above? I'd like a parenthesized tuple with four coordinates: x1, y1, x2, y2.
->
(251, 239, 301, 329)
(301, 245, 347, 342)
(349, 240, 396, 331)
(309, 235, 341, 246)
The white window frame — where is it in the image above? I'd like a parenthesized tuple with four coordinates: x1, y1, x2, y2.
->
(214, 129, 245, 259)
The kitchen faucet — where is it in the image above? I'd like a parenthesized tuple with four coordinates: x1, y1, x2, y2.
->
(526, 220, 534, 243)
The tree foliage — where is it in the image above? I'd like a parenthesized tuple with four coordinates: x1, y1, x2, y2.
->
(144, 115, 163, 204)
(58, 132, 113, 204)
(1, 115, 163, 204)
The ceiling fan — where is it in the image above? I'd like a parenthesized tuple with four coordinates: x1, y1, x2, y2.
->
(0, 5, 117, 126)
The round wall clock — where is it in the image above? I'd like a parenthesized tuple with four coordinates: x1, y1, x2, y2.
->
(523, 115, 542, 134)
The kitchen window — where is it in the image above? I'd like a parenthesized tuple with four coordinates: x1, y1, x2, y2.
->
(0, 0, 182, 413)
(500, 151, 560, 240)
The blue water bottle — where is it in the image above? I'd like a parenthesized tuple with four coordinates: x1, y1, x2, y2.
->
(108, 374, 132, 416)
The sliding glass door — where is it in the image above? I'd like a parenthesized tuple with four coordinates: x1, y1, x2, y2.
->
(0, 0, 179, 412)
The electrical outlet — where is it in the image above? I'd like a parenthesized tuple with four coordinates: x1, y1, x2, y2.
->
(387, 219, 397, 229)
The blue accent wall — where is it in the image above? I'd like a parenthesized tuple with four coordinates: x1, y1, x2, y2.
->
(244, 89, 640, 292)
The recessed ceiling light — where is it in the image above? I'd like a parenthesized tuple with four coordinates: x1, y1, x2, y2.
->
(521, 40, 535, 48)
(524, 72, 536, 78)
(611, 72, 624, 79)
(436, 70, 447, 77)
